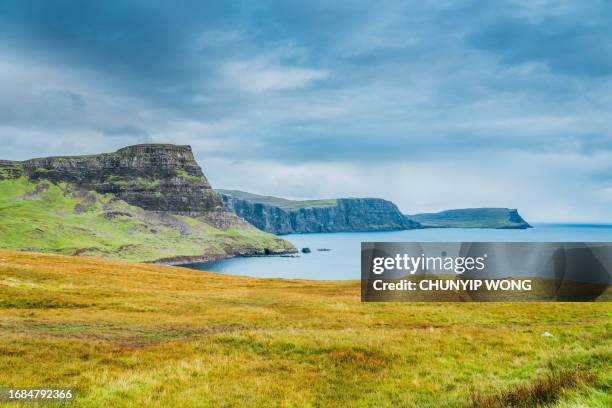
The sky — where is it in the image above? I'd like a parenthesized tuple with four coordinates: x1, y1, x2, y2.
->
(1, 0, 612, 222)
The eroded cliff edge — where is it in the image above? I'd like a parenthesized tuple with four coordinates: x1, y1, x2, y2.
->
(218, 189, 422, 234)
(218, 190, 532, 233)
(24, 144, 222, 215)
(0, 145, 296, 262)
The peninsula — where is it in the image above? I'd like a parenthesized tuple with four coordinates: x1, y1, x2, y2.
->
(0, 144, 295, 262)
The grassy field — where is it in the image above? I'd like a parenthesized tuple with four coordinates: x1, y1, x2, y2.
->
(0, 249, 610, 407)
(0, 178, 294, 262)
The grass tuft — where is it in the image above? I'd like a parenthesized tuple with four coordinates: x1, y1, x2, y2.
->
(471, 365, 597, 407)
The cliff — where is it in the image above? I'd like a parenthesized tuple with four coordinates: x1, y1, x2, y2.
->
(21, 144, 225, 216)
(407, 208, 531, 229)
(0, 145, 295, 262)
(218, 189, 422, 234)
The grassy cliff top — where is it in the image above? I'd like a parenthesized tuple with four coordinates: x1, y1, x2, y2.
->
(0, 249, 609, 407)
(7, 144, 193, 163)
(409, 207, 531, 229)
(0, 178, 294, 262)
(218, 189, 338, 210)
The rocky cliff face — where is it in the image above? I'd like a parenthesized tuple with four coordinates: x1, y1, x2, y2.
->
(20, 144, 224, 216)
(0, 160, 23, 180)
(220, 191, 422, 234)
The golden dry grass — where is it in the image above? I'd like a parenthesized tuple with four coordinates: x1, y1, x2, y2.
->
(0, 249, 610, 407)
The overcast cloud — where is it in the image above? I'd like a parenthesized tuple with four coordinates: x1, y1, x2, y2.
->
(1, 0, 612, 221)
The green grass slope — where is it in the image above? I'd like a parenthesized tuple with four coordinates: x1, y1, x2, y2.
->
(0, 250, 609, 407)
(217, 189, 338, 210)
(0, 178, 294, 262)
(409, 208, 531, 229)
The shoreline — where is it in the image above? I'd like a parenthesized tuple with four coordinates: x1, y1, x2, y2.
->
(151, 247, 298, 266)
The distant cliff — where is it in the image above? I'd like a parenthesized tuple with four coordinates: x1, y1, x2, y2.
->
(407, 208, 531, 229)
(218, 189, 422, 234)
(0, 145, 295, 262)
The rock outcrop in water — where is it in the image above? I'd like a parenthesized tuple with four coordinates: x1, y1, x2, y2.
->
(218, 189, 422, 234)
(407, 208, 531, 229)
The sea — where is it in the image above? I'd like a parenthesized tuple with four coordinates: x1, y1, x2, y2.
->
(181, 224, 612, 280)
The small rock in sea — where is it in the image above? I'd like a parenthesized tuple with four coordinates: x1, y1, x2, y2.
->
(317, 248, 331, 251)
(301, 247, 311, 253)
(541, 331, 553, 337)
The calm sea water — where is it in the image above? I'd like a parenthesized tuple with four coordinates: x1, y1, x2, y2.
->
(182, 224, 612, 280)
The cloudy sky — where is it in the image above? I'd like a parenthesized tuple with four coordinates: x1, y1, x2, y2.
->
(1, 0, 612, 222)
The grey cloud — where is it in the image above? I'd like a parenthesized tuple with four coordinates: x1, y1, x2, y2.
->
(104, 126, 151, 142)
(0, 89, 86, 129)
(0, 1, 612, 221)
(467, 2, 612, 77)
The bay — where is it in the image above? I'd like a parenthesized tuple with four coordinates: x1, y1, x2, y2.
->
(182, 224, 612, 280)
